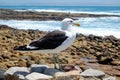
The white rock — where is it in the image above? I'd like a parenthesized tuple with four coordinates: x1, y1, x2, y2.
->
(44, 68, 64, 76)
(17, 75, 25, 80)
(25, 72, 53, 80)
(4, 67, 29, 79)
(80, 68, 105, 77)
(74, 65, 82, 73)
(103, 76, 116, 80)
(55, 70, 80, 77)
(30, 64, 49, 73)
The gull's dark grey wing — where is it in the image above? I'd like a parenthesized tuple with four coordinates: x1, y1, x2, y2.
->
(14, 30, 68, 51)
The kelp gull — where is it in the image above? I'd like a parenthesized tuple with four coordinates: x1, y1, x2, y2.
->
(14, 18, 80, 69)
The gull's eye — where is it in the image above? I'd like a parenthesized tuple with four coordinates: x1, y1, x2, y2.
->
(70, 21, 73, 23)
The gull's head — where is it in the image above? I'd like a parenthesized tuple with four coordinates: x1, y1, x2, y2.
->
(61, 18, 80, 30)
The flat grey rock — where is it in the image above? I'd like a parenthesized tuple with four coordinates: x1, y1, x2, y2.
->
(80, 68, 105, 77)
(44, 68, 64, 76)
(4, 67, 29, 79)
(25, 72, 53, 80)
(30, 64, 49, 73)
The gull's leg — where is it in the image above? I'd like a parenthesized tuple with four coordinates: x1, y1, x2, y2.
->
(53, 54, 57, 69)
(56, 54, 63, 71)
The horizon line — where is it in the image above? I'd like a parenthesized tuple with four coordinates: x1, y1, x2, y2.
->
(0, 5, 120, 7)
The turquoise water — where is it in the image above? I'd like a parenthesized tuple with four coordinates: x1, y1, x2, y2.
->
(0, 6, 120, 15)
(0, 6, 120, 38)
(0, 6, 119, 12)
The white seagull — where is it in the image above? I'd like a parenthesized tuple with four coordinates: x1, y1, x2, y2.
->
(14, 18, 80, 69)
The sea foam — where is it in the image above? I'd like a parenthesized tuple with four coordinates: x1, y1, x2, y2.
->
(15, 9, 120, 16)
(0, 17, 120, 38)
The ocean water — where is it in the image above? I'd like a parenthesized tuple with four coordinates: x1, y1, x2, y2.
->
(0, 6, 120, 15)
(0, 6, 120, 38)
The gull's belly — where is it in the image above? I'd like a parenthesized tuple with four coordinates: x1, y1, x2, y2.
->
(54, 34, 76, 52)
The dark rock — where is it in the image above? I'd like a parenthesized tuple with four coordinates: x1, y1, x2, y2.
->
(30, 64, 49, 73)
(62, 65, 75, 72)
(97, 56, 113, 64)
(0, 25, 15, 30)
(0, 69, 5, 80)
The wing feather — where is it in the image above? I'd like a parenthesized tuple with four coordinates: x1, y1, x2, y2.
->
(28, 30, 68, 50)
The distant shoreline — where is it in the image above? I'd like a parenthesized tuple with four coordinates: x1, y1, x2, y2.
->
(0, 9, 120, 21)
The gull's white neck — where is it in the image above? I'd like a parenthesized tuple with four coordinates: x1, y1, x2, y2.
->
(61, 27, 77, 36)
(61, 24, 72, 30)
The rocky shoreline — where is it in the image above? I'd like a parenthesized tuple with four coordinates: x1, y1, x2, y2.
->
(0, 9, 120, 21)
(0, 8, 120, 80)
(0, 25, 120, 80)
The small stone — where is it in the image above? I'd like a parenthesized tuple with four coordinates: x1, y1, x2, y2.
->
(17, 59, 27, 67)
(5, 61, 15, 68)
(1, 53, 10, 59)
(62, 65, 75, 72)
(61, 65, 82, 72)
(74, 66, 82, 72)
(103, 76, 116, 80)
(80, 68, 105, 77)
(89, 49, 96, 54)
(30, 64, 49, 73)
(96, 52, 103, 56)
(26, 60, 35, 67)
(0, 63, 7, 70)
(111, 61, 120, 65)
(4, 67, 29, 79)
(82, 40, 87, 47)
(25, 72, 53, 80)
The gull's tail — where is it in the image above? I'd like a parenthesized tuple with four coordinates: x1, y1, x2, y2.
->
(14, 45, 29, 51)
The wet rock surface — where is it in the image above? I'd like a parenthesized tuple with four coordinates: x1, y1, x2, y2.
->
(0, 25, 120, 80)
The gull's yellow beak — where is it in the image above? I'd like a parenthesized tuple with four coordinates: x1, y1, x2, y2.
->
(73, 22, 80, 27)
